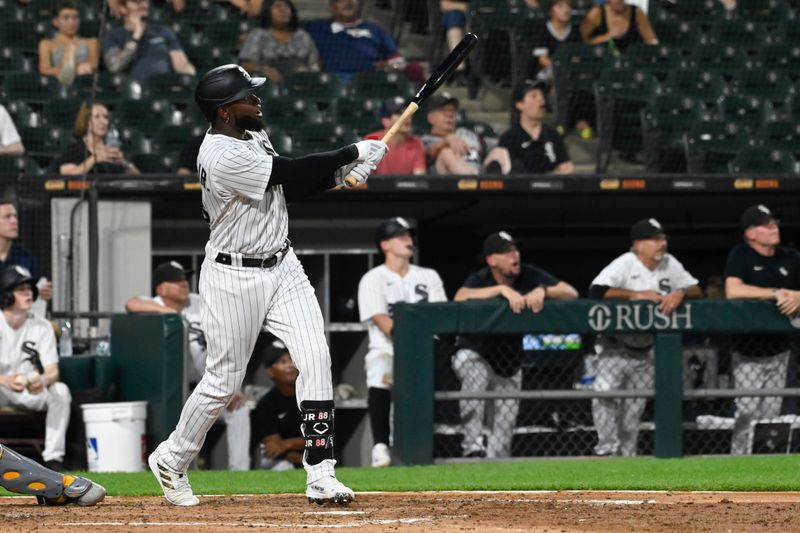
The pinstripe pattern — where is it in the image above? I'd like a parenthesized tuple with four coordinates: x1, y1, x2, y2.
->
(156, 129, 336, 483)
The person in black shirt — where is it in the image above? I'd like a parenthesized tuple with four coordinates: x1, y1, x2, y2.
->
(498, 80, 573, 175)
(528, 0, 581, 83)
(59, 102, 139, 175)
(251, 339, 304, 470)
(724, 204, 800, 454)
(453, 231, 578, 458)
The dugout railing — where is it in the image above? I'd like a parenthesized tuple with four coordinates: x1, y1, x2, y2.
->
(392, 300, 800, 465)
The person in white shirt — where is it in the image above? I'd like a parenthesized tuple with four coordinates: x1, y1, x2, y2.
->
(0, 265, 71, 471)
(587, 218, 702, 456)
(125, 260, 251, 471)
(0, 105, 24, 155)
(358, 217, 446, 467)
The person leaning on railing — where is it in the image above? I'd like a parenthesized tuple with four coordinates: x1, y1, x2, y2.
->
(723, 204, 800, 455)
(59, 102, 139, 175)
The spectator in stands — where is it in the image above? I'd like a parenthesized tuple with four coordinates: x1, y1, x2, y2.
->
(239, 0, 320, 84)
(0, 106, 24, 155)
(0, 265, 71, 471)
(251, 337, 304, 471)
(102, 0, 196, 82)
(422, 93, 509, 175)
(440, 1, 469, 86)
(176, 133, 204, 175)
(453, 231, 578, 458)
(60, 102, 139, 175)
(38, 1, 100, 87)
(107, 0, 185, 18)
(724, 205, 800, 455)
(224, 0, 264, 18)
(588, 218, 701, 456)
(580, 0, 657, 54)
(497, 80, 574, 175)
(0, 200, 52, 316)
(126, 261, 251, 470)
(528, 0, 581, 83)
(365, 97, 426, 176)
(306, 0, 423, 85)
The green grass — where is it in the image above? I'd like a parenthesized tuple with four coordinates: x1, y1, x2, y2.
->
(2, 456, 799, 497)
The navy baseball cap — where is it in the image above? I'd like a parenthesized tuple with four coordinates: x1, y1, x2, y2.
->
(152, 261, 193, 291)
(630, 218, 666, 241)
(483, 231, 517, 256)
(427, 92, 459, 111)
(262, 339, 290, 368)
(380, 96, 406, 117)
(512, 79, 549, 103)
(740, 204, 777, 229)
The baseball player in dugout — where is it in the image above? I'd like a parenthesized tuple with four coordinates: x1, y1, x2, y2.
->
(453, 231, 578, 458)
(0, 266, 71, 472)
(126, 260, 251, 471)
(588, 219, 702, 456)
(724, 205, 800, 455)
(357, 217, 447, 467)
(148, 64, 387, 506)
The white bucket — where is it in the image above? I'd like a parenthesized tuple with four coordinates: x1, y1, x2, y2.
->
(81, 401, 148, 472)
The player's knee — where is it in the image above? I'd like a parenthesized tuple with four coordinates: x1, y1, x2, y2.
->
(48, 382, 72, 405)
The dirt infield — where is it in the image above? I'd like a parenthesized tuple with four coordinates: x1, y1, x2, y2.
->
(3, 491, 800, 532)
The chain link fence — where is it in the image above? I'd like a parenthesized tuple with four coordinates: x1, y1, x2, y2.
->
(433, 332, 800, 459)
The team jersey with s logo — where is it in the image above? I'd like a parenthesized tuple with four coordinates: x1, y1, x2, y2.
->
(0, 312, 58, 375)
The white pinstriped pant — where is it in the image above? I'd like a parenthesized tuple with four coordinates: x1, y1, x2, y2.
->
(157, 247, 334, 481)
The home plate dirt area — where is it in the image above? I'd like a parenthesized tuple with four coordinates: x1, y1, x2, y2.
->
(2, 491, 800, 532)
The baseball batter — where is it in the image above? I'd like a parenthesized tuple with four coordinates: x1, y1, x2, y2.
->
(148, 64, 386, 506)
(588, 219, 701, 456)
(127, 260, 251, 471)
(357, 217, 446, 467)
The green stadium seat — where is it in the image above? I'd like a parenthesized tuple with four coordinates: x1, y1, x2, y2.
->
(0, 155, 41, 177)
(511, 10, 546, 85)
(666, 68, 729, 107)
(642, 95, 705, 152)
(114, 99, 175, 135)
(728, 147, 797, 174)
(334, 98, 383, 137)
(552, 42, 610, 92)
(254, 81, 285, 103)
(154, 124, 207, 154)
(265, 126, 293, 156)
(759, 44, 800, 81)
(718, 95, 775, 131)
(43, 98, 84, 129)
(2, 72, 70, 104)
(292, 124, 359, 155)
(18, 125, 71, 168)
(6, 101, 42, 128)
(285, 72, 347, 111)
(0, 47, 33, 76)
(757, 120, 800, 153)
(350, 71, 416, 100)
(690, 44, 754, 80)
(709, 20, 767, 48)
(265, 97, 324, 133)
(460, 121, 498, 140)
(75, 73, 145, 104)
(118, 127, 154, 156)
(742, 0, 795, 32)
(1, 18, 48, 52)
(623, 44, 681, 82)
(672, 0, 726, 27)
(130, 152, 177, 174)
(204, 19, 248, 51)
(186, 43, 237, 75)
(651, 19, 706, 49)
(144, 73, 198, 105)
(684, 120, 752, 173)
(732, 69, 796, 115)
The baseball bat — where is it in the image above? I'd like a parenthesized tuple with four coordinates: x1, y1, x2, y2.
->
(342, 32, 479, 187)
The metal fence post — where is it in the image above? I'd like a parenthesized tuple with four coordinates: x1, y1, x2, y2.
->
(654, 332, 683, 458)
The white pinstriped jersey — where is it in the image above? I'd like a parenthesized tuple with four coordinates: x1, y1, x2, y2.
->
(358, 264, 447, 356)
(149, 294, 206, 381)
(591, 252, 698, 294)
(197, 129, 288, 255)
(0, 313, 58, 375)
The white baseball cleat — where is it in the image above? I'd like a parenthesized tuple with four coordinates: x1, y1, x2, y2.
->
(148, 452, 200, 506)
(371, 443, 392, 468)
(306, 475, 355, 505)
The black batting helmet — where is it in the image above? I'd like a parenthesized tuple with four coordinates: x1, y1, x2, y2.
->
(374, 217, 413, 252)
(195, 64, 266, 123)
(0, 265, 38, 309)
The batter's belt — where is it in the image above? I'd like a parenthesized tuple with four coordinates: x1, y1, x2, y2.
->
(214, 240, 290, 268)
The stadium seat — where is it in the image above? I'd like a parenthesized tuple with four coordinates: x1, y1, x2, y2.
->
(115, 99, 175, 136)
(460, 121, 498, 141)
(552, 43, 610, 92)
(118, 127, 153, 156)
(350, 71, 416, 100)
(728, 147, 797, 174)
(623, 44, 681, 82)
(468, 0, 518, 84)
(666, 68, 729, 108)
(757, 120, 800, 154)
(154, 124, 206, 154)
(334, 98, 383, 137)
(0, 155, 41, 177)
(254, 81, 286, 104)
(144, 73, 198, 105)
(672, 0, 726, 28)
(1, 72, 70, 105)
(690, 44, 754, 80)
(204, 19, 248, 51)
(511, 10, 546, 86)
(759, 44, 800, 81)
(684, 120, 752, 173)
(75, 73, 145, 104)
(651, 19, 706, 49)
(641, 95, 705, 172)
(265, 125, 293, 156)
(732, 69, 796, 116)
(130, 152, 177, 174)
(261, 97, 324, 134)
(740, 0, 794, 30)
(0, 47, 33, 78)
(18, 125, 71, 168)
(0, 19, 44, 51)
(285, 72, 348, 111)
(43, 98, 84, 129)
(709, 19, 767, 49)
(292, 124, 360, 155)
(718, 95, 775, 131)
